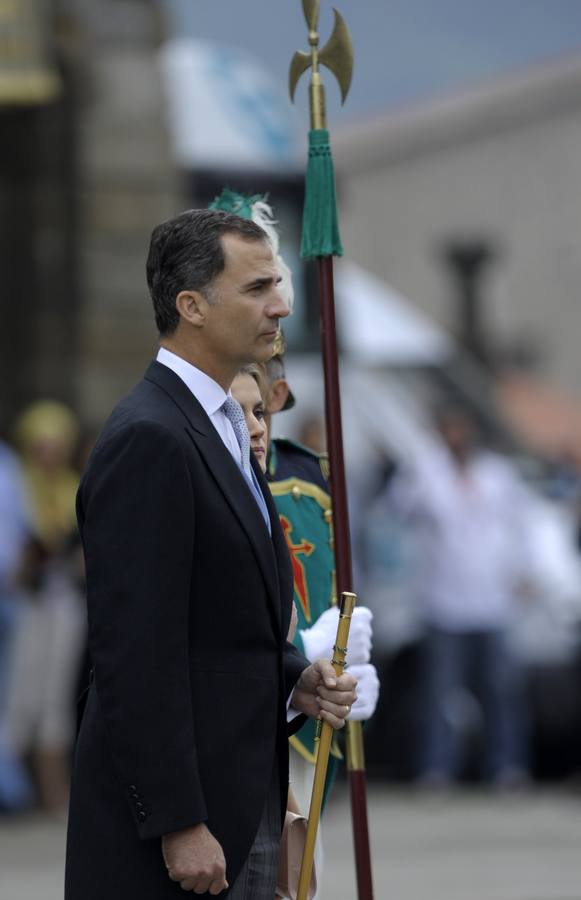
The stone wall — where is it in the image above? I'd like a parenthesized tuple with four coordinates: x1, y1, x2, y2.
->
(73, 0, 180, 425)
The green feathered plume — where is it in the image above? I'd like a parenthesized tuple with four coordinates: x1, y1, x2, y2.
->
(208, 188, 263, 220)
(300, 129, 343, 260)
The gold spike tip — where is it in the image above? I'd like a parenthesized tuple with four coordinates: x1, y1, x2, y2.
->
(302, 0, 320, 32)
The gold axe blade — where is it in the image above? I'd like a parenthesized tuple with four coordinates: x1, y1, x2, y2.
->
(319, 9, 353, 103)
(289, 51, 312, 102)
(289, 6, 353, 104)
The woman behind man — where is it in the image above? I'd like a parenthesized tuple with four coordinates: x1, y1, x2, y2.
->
(231, 365, 269, 475)
(232, 366, 303, 900)
(231, 364, 298, 643)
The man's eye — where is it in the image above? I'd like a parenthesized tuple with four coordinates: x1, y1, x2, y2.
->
(255, 407, 265, 420)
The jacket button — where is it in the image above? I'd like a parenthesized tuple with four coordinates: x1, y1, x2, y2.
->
(138, 811, 146, 820)
(136, 801, 144, 809)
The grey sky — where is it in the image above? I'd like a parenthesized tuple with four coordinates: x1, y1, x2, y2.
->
(164, 0, 581, 124)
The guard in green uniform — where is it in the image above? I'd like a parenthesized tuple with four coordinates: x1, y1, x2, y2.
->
(268, 434, 342, 792)
(265, 338, 378, 900)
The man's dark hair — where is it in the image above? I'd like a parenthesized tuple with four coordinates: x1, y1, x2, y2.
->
(146, 208, 267, 335)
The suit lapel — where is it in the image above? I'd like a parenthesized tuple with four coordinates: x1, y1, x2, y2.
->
(144, 362, 282, 631)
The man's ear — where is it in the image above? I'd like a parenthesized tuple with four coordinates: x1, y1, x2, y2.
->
(176, 290, 207, 327)
(267, 377, 289, 414)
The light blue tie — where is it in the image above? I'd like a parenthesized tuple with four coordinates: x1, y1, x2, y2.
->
(222, 396, 271, 532)
(222, 396, 252, 477)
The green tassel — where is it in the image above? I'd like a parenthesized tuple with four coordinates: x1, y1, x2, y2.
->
(300, 129, 344, 259)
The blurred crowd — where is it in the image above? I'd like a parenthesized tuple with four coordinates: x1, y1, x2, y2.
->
(356, 402, 581, 787)
(0, 400, 88, 816)
(2, 392, 581, 819)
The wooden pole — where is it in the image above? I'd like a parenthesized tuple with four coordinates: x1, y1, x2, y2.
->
(317, 255, 374, 900)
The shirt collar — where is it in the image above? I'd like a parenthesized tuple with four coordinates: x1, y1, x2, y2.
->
(156, 347, 228, 417)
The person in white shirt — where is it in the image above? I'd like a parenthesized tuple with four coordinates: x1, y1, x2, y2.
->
(390, 403, 530, 786)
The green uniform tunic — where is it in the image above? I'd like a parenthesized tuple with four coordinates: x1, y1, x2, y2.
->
(267, 438, 342, 792)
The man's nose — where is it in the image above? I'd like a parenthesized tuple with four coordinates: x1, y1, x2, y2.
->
(268, 288, 290, 319)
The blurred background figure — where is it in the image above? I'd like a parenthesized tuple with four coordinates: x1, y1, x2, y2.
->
(3, 401, 85, 814)
(388, 403, 531, 788)
(0, 440, 32, 813)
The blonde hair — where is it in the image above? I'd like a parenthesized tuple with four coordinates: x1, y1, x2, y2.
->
(237, 363, 269, 406)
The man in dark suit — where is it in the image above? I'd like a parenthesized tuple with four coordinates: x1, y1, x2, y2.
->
(65, 209, 356, 899)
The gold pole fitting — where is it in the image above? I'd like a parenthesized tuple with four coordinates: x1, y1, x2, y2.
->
(309, 76, 326, 130)
(339, 590, 356, 618)
(345, 721, 366, 772)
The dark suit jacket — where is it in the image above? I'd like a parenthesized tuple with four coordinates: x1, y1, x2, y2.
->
(65, 361, 308, 900)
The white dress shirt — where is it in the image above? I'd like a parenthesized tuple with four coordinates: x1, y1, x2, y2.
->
(157, 348, 243, 467)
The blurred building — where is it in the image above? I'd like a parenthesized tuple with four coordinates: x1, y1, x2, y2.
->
(0, 0, 78, 431)
(0, 0, 179, 431)
(334, 54, 581, 396)
(71, 0, 179, 424)
(0, 0, 313, 429)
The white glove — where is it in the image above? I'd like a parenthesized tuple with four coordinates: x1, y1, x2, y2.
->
(300, 606, 373, 666)
(346, 663, 380, 721)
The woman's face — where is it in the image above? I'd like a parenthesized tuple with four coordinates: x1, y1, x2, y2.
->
(231, 373, 268, 472)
